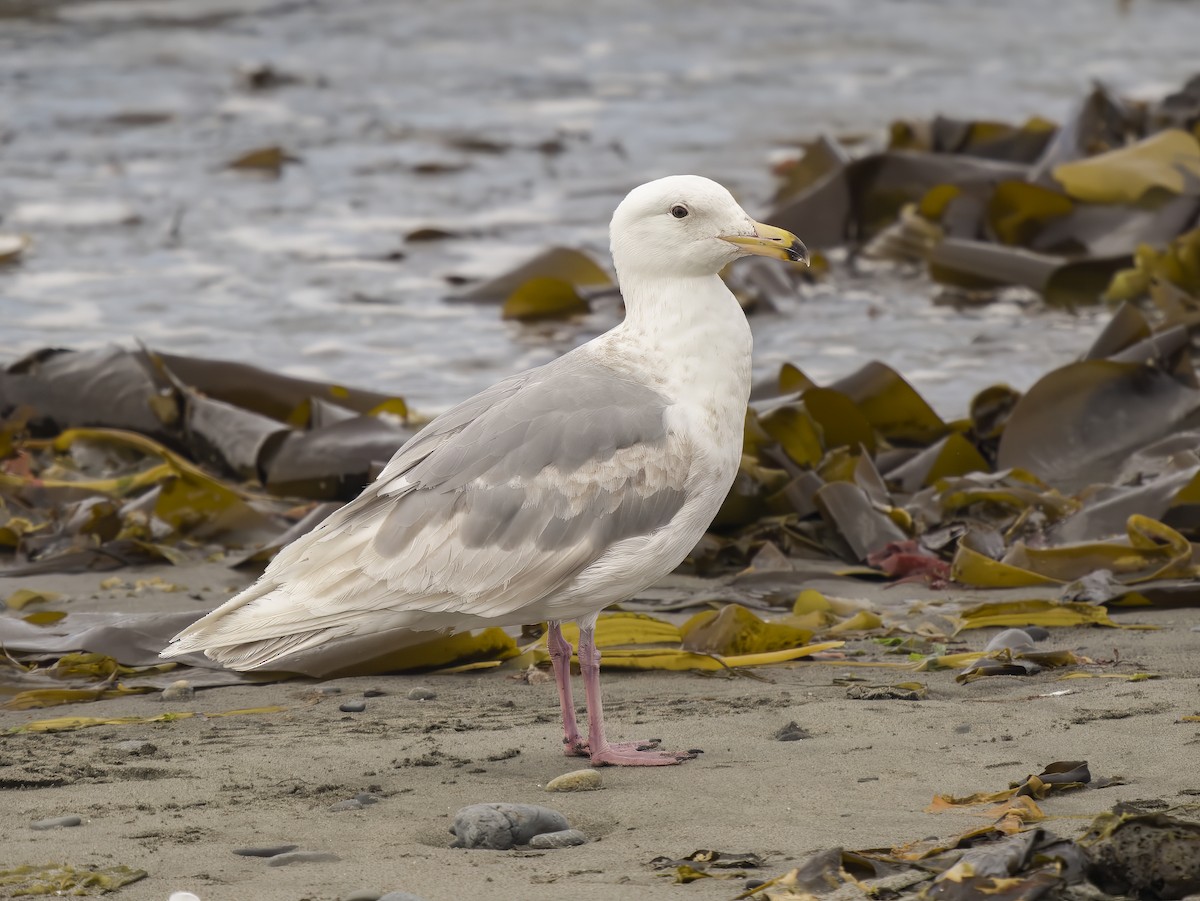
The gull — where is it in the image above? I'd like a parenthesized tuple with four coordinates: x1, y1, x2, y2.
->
(162, 175, 807, 765)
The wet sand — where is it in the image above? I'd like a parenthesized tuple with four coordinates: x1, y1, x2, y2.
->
(3, 565, 1198, 900)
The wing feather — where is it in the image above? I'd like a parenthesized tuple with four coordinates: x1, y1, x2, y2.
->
(162, 352, 693, 673)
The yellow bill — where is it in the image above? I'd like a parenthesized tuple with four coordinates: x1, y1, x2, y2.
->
(722, 221, 809, 265)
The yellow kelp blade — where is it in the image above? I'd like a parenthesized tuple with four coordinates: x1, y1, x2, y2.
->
(957, 600, 1123, 631)
(556, 612, 683, 649)
(680, 604, 812, 655)
(327, 627, 519, 676)
(2, 685, 156, 711)
(5, 588, 64, 611)
(825, 610, 884, 634)
(204, 705, 288, 718)
(8, 705, 289, 733)
(951, 542, 1062, 588)
(1004, 515, 1196, 583)
(8, 712, 196, 734)
(596, 640, 844, 671)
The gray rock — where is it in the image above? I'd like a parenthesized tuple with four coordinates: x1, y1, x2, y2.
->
(406, 687, 436, 701)
(341, 892, 382, 901)
(545, 769, 602, 792)
(31, 815, 82, 830)
(116, 740, 156, 755)
(232, 844, 298, 857)
(529, 829, 587, 849)
(160, 680, 194, 702)
(266, 850, 341, 867)
(329, 799, 364, 812)
(449, 803, 569, 849)
(339, 700, 366, 713)
(363, 688, 387, 697)
(354, 792, 381, 805)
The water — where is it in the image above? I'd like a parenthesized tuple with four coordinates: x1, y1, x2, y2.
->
(2, 0, 1197, 415)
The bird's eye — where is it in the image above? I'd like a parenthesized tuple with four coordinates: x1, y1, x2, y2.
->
(670, 204, 689, 219)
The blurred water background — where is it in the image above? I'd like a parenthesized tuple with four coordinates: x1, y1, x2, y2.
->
(2, 0, 1198, 415)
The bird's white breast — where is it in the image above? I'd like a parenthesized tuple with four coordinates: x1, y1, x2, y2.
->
(538, 275, 753, 622)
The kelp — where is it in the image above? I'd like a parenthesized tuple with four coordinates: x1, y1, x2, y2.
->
(6, 81, 1200, 703)
(0, 863, 147, 896)
(0, 346, 417, 572)
(767, 76, 1200, 307)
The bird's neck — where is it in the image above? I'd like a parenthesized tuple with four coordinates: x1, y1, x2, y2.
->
(605, 272, 753, 407)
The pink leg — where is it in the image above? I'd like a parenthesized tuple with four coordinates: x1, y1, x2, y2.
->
(577, 623, 696, 767)
(547, 622, 587, 756)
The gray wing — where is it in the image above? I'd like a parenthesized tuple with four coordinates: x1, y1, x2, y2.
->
(262, 351, 691, 619)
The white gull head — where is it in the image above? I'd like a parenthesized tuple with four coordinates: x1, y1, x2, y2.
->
(609, 174, 808, 282)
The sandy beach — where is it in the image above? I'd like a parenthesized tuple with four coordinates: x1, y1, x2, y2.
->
(4, 564, 1198, 901)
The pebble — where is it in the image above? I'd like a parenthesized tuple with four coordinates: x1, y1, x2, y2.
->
(529, 829, 588, 849)
(266, 850, 342, 867)
(363, 689, 387, 697)
(329, 799, 364, 812)
(355, 792, 381, 805)
(317, 685, 343, 696)
(30, 815, 82, 830)
(545, 769, 602, 792)
(232, 844, 298, 857)
(449, 803, 569, 849)
(773, 721, 811, 741)
(161, 680, 194, 702)
(116, 740, 156, 755)
(406, 687, 436, 701)
(342, 892, 382, 901)
(168, 894, 202, 901)
(339, 701, 367, 713)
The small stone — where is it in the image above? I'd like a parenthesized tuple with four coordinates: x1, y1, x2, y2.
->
(232, 844, 299, 857)
(342, 892, 383, 901)
(354, 792, 381, 805)
(406, 687, 436, 701)
(339, 701, 367, 713)
(116, 740, 156, 755)
(363, 689, 387, 697)
(161, 680, 194, 702)
(266, 850, 341, 867)
(329, 799, 364, 812)
(773, 721, 811, 741)
(449, 803, 569, 849)
(529, 829, 588, 849)
(954, 724, 971, 734)
(545, 769, 602, 792)
(31, 815, 82, 830)
(317, 685, 343, 696)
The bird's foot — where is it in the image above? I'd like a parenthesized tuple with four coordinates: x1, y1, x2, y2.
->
(588, 741, 697, 767)
(564, 737, 664, 758)
(563, 737, 590, 758)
